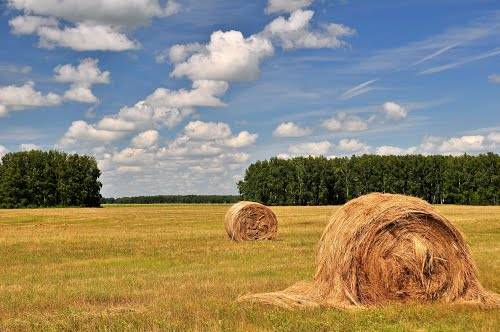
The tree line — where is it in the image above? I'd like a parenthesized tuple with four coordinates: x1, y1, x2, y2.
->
(0, 150, 102, 208)
(238, 153, 499, 206)
(102, 195, 241, 204)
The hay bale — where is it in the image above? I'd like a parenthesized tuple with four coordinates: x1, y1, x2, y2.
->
(238, 193, 499, 308)
(225, 201, 278, 242)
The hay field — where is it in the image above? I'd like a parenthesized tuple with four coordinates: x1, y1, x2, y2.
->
(0, 204, 499, 331)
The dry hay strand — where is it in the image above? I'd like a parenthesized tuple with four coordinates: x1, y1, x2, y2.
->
(225, 201, 278, 242)
(238, 193, 499, 309)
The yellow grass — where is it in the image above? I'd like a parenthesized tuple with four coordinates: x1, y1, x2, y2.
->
(0, 204, 499, 331)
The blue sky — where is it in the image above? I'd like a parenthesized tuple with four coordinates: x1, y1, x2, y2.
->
(0, 0, 499, 197)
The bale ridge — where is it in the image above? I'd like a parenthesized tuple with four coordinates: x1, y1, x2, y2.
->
(238, 193, 499, 308)
(225, 201, 278, 242)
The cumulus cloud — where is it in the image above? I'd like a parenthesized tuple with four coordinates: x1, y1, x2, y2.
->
(63, 85, 98, 103)
(158, 42, 204, 64)
(171, 30, 274, 82)
(59, 120, 128, 146)
(9, 15, 57, 34)
(131, 130, 159, 149)
(223, 131, 258, 148)
(381, 102, 408, 120)
(154, 121, 257, 161)
(7, 0, 181, 51)
(8, 0, 180, 27)
(20, 143, 42, 151)
(489, 74, 500, 84)
(263, 10, 355, 49)
(182, 121, 258, 148)
(338, 138, 370, 153)
(0, 81, 61, 116)
(266, 0, 313, 14)
(488, 132, 500, 144)
(54, 58, 110, 103)
(322, 113, 368, 132)
(54, 58, 110, 85)
(37, 23, 139, 51)
(273, 122, 312, 137)
(0, 145, 8, 159)
(60, 80, 228, 147)
(145, 80, 228, 109)
(375, 146, 416, 156)
(375, 132, 499, 156)
(10, 16, 139, 51)
(289, 141, 331, 156)
(184, 121, 232, 140)
(437, 135, 485, 154)
(112, 147, 155, 166)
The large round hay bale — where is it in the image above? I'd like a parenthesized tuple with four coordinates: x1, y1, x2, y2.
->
(239, 193, 499, 308)
(225, 201, 278, 242)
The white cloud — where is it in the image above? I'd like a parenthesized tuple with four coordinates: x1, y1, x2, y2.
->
(39, 23, 139, 51)
(10, 15, 139, 51)
(54, 58, 110, 103)
(322, 113, 368, 132)
(116, 165, 143, 174)
(54, 58, 110, 85)
(112, 147, 155, 165)
(488, 132, 500, 144)
(381, 102, 408, 120)
(217, 152, 250, 164)
(60, 80, 228, 147)
(289, 141, 331, 156)
(145, 80, 228, 109)
(158, 122, 258, 159)
(64, 85, 98, 103)
(374, 132, 499, 156)
(7, 0, 184, 51)
(158, 137, 223, 158)
(266, 0, 313, 14)
(376, 146, 415, 156)
(277, 153, 291, 159)
(437, 135, 485, 154)
(0, 105, 8, 118)
(263, 10, 355, 50)
(9, 15, 57, 34)
(163, 43, 204, 64)
(8, 0, 180, 28)
(0, 81, 61, 116)
(20, 143, 41, 151)
(171, 30, 274, 82)
(223, 131, 258, 148)
(184, 121, 232, 140)
(489, 74, 500, 84)
(59, 120, 128, 146)
(338, 138, 370, 153)
(273, 122, 312, 137)
(0, 145, 9, 159)
(131, 130, 159, 149)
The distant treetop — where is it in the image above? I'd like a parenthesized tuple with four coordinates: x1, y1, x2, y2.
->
(0, 150, 102, 208)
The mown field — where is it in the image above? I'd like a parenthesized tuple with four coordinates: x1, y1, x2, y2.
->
(0, 204, 499, 331)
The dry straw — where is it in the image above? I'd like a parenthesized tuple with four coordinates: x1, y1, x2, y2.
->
(225, 201, 278, 242)
(238, 193, 499, 308)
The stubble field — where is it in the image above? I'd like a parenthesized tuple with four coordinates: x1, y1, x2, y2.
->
(0, 204, 499, 331)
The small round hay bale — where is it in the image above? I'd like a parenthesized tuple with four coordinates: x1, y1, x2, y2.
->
(225, 201, 278, 242)
(239, 193, 499, 308)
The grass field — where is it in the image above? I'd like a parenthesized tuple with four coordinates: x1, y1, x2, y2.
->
(0, 204, 499, 331)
